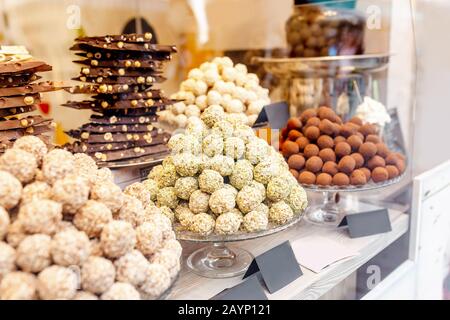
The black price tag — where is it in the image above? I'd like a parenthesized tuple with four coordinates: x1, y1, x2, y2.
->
(212, 274, 268, 300)
(338, 209, 392, 238)
(253, 101, 290, 129)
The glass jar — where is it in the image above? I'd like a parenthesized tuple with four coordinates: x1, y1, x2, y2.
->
(286, 2, 366, 58)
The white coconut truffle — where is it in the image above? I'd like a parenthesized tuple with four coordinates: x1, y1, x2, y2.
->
(195, 95, 208, 111)
(201, 105, 225, 128)
(208, 155, 235, 177)
(212, 120, 234, 138)
(252, 203, 269, 216)
(243, 210, 268, 232)
(0, 207, 10, 240)
(90, 181, 124, 213)
(12, 136, 47, 165)
(0, 271, 37, 300)
(188, 213, 215, 235)
(144, 214, 172, 237)
(225, 99, 244, 114)
(101, 282, 140, 300)
(202, 134, 224, 157)
(160, 206, 175, 223)
(148, 165, 163, 180)
(51, 229, 91, 267)
(198, 170, 224, 194)
(233, 124, 255, 143)
(0, 242, 16, 279)
(236, 186, 263, 214)
(181, 78, 196, 92)
(162, 239, 183, 258)
(175, 114, 188, 128)
(173, 153, 200, 177)
(142, 179, 159, 202)
(234, 63, 248, 74)
(157, 187, 179, 210)
(41, 149, 75, 185)
(73, 291, 98, 300)
(254, 160, 281, 185)
(193, 80, 208, 96)
(175, 206, 195, 228)
(74, 153, 98, 177)
(92, 167, 114, 185)
(16, 234, 51, 273)
(269, 201, 294, 225)
(135, 222, 163, 256)
(177, 90, 195, 104)
(0, 148, 37, 183)
(225, 113, 248, 126)
(21, 181, 52, 204)
(115, 250, 150, 286)
(175, 177, 198, 200)
(139, 263, 171, 299)
(171, 101, 186, 115)
(245, 138, 269, 165)
(0, 170, 22, 210)
(169, 134, 201, 155)
(286, 185, 308, 214)
(74, 200, 112, 238)
(215, 212, 241, 235)
(224, 137, 245, 160)
(247, 115, 258, 126)
(230, 160, 253, 190)
(6, 220, 26, 248)
(209, 188, 236, 215)
(203, 69, 220, 86)
(81, 256, 115, 294)
(188, 68, 203, 80)
(18, 199, 62, 235)
(267, 176, 292, 202)
(247, 100, 265, 115)
(51, 175, 90, 214)
(185, 104, 201, 117)
(123, 182, 152, 208)
(100, 220, 136, 259)
(37, 266, 77, 300)
(117, 195, 145, 227)
(150, 249, 180, 279)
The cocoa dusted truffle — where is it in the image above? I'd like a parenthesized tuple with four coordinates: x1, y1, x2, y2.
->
(287, 117, 302, 131)
(367, 155, 386, 170)
(360, 167, 371, 181)
(288, 130, 303, 141)
(335, 142, 351, 158)
(295, 137, 309, 151)
(358, 123, 377, 136)
(305, 156, 323, 173)
(340, 123, 358, 137)
(316, 173, 332, 186)
(350, 169, 367, 185)
(304, 126, 320, 141)
(375, 143, 390, 158)
(359, 142, 377, 159)
(289, 169, 299, 179)
(298, 171, 316, 184)
(305, 117, 321, 128)
(318, 119, 335, 135)
(317, 135, 334, 149)
(322, 161, 338, 176)
(385, 153, 401, 166)
(318, 148, 336, 163)
(349, 116, 363, 126)
(281, 141, 299, 158)
(372, 167, 389, 183)
(334, 136, 346, 144)
(338, 156, 356, 174)
(317, 107, 337, 121)
(332, 173, 350, 186)
(366, 134, 381, 144)
(350, 153, 364, 169)
(287, 154, 305, 170)
(304, 144, 319, 158)
(347, 135, 363, 151)
(300, 108, 317, 123)
(386, 165, 400, 179)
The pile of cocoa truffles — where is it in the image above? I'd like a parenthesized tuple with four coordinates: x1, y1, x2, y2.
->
(280, 107, 406, 187)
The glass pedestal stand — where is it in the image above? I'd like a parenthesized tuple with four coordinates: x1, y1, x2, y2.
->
(177, 213, 305, 278)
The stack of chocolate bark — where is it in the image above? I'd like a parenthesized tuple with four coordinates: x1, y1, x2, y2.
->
(63, 33, 176, 164)
(0, 49, 57, 153)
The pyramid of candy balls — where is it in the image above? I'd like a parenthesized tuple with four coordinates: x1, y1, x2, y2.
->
(62, 33, 176, 164)
(143, 111, 308, 236)
(0, 136, 181, 300)
(281, 106, 406, 187)
(0, 48, 59, 154)
(158, 56, 271, 130)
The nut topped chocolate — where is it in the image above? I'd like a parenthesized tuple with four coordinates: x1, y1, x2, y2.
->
(62, 34, 176, 164)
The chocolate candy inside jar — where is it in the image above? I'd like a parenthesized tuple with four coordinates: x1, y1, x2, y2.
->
(286, 3, 365, 58)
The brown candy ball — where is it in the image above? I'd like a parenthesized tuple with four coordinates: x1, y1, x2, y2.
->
(359, 123, 378, 136)
(349, 116, 363, 126)
(300, 109, 317, 124)
(304, 126, 320, 141)
(335, 142, 351, 158)
(318, 119, 335, 136)
(316, 173, 332, 186)
(385, 153, 399, 166)
(340, 123, 358, 137)
(372, 167, 388, 183)
(287, 118, 303, 131)
(347, 135, 363, 151)
(281, 141, 299, 158)
(288, 130, 303, 141)
(317, 107, 337, 122)
(298, 171, 316, 185)
(366, 134, 381, 144)
(322, 161, 338, 176)
(289, 169, 299, 179)
(305, 156, 323, 173)
(396, 160, 406, 174)
(367, 155, 386, 170)
(319, 148, 336, 163)
(375, 143, 390, 158)
(338, 156, 356, 174)
(359, 142, 377, 159)
(317, 135, 334, 149)
(359, 167, 371, 181)
(295, 137, 310, 151)
(304, 144, 320, 158)
(350, 153, 364, 169)
(288, 154, 305, 170)
(334, 136, 346, 144)
(350, 169, 367, 186)
(386, 165, 399, 179)
(332, 173, 350, 186)
(393, 152, 406, 161)
(305, 117, 321, 128)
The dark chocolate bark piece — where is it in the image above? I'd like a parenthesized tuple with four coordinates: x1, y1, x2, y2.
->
(0, 105, 36, 117)
(89, 114, 157, 125)
(0, 115, 50, 131)
(91, 143, 169, 162)
(0, 74, 41, 87)
(0, 60, 51, 74)
(0, 93, 41, 109)
(0, 81, 61, 97)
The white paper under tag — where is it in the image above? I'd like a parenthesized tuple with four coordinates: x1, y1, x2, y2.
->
(291, 236, 359, 273)
(0, 46, 30, 55)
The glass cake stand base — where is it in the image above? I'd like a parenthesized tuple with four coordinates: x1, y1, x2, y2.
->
(186, 243, 253, 278)
(305, 191, 342, 227)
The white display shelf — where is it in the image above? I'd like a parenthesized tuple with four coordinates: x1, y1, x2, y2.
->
(167, 208, 409, 300)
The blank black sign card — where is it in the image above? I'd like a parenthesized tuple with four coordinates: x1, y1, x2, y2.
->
(338, 209, 392, 238)
(243, 241, 303, 293)
(212, 274, 268, 300)
(253, 101, 290, 129)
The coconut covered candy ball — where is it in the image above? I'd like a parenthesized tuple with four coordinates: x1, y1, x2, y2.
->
(159, 56, 270, 130)
(282, 107, 407, 186)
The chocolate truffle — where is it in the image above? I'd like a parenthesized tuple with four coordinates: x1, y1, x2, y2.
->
(347, 135, 363, 151)
(367, 155, 386, 170)
(304, 144, 320, 158)
(322, 161, 338, 176)
(359, 142, 377, 159)
(305, 117, 321, 128)
(386, 165, 399, 179)
(360, 167, 371, 181)
(300, 109, 317, 124)
(375, 143, 390, 158)
(372, 167, 388, 183)
(295, 137, 309, 151)
(288, 130, 303, 141)
(350, 169, 367, 185)
(350, 153, 364, 169)
(366, 134, 381, 144)
(305, 156, 323, 173)
(396, 160, 406, 174)
(304, 126, 320, 140)
(349, 116, 363, 126)
(334, 136, 346, 144)
(332, 173, 350, 186)
(331, 123, 341, 136)
(338, 156, 356, 174)
(317, 135, 334, 149)
(298, 171, 316, 184)
(359, 123, 378, 136)
(385, 153, 401, 166)
(318, 119, 335, 135)
(335, 142, 351, 158)
(288, 154, 305, 170)
(316, 173, 332, 186)
(287, 117, 302, 131)
(319, 148, 336, 162)
(289, 169, 299, 179)
(340, 123, 358, 137)
(317, 107, 337, 121)
(281, 141, 299, 158)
